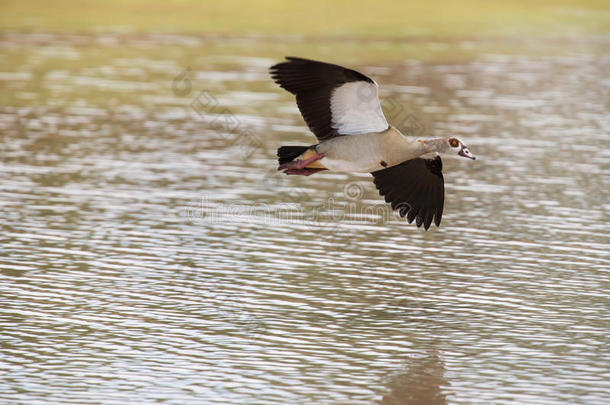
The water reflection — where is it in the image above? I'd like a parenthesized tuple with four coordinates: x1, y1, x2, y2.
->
(381, 351, 448, 405)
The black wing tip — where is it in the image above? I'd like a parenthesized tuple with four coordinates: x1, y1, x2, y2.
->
(269, 56, 317, 71)
(389, 200, 440, 230)
(403, 206, 442, 230)
(269, 56, 375, 85)
(434, 212, 442, 227)
(285, 56, 310, 62)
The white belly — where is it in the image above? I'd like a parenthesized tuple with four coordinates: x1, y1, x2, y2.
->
(316, 128, 423, 173)
(321, 156, 384, 173)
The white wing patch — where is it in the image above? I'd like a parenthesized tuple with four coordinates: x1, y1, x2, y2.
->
(330, 81, 389, 135)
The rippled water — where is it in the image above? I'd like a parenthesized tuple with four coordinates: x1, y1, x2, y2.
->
(1, 33, 609, 404)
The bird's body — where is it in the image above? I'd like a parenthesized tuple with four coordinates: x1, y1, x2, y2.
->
(270, 57, 476, 230)
(316, 126, 424, 173)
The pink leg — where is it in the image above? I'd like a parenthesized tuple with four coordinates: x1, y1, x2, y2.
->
(278, 153, 325, 171)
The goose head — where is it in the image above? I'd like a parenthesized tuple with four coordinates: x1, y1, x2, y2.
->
(448, 137, 476, 160)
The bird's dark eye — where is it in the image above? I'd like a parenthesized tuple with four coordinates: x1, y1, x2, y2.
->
(449, 138, 459, 147)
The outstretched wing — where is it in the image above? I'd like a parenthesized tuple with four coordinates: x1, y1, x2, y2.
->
(371, 156, 445, 230)
(270, 57, 389, 141)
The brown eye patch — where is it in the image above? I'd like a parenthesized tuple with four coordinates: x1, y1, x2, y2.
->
(449, 138, 459, 147)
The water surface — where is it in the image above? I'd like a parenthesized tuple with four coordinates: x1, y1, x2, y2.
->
(1, 33, 609, 404)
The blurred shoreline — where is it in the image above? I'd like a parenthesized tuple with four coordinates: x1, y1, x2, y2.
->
(1, 0, 608, 39)
(2, 31, 609, 65)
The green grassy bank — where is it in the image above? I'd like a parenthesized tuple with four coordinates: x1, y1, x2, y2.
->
(1, 0, 609, 38)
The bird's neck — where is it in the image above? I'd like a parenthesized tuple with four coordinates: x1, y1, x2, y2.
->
(419, 138, 450, 154)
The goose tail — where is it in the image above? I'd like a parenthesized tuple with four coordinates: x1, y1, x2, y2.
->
(276, 145, 327, 176)
(277, 145, 310, 166)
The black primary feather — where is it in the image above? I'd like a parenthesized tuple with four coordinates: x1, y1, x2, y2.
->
(371, 156, 445, 230)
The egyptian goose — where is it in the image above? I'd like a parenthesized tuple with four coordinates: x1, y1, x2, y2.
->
(270, 57, 475, 230)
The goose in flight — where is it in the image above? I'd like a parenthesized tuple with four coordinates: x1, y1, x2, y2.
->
(270, 57, 476, 230)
